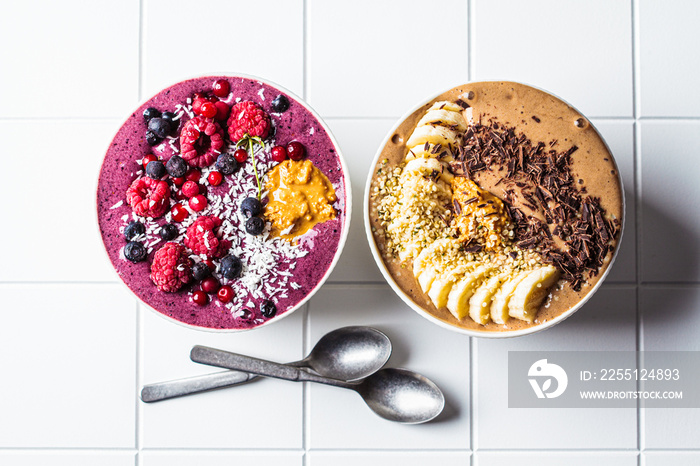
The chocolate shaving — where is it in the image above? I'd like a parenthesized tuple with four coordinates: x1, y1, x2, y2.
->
(456, 99, 470, 109)
(531, 116, 541, 123)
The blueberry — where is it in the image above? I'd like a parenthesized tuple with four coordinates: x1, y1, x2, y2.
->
(145, 131, 161, 146)
(271, 94, 290, 113)
(148, 117, 172, 139)
(166, 155, 187, 178)
(238, 308, 254, 321)
(159, 223, 178, 241)
(245, 216, 265, 235)
(146, 160, 167, 179)
(161, 111, 178, 132)
(143, 107, 161, 122)
(124, 221, 146, 240)
(215, 153, 239, 175)
(191, 262, 211, 281)
(260, 299, 277, 318)
(220, 255, 242, 280)
(240, 197, 263, 217)
(124, 241, 147, 263)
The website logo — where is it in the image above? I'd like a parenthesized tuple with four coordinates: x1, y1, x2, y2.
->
(528, 359, 568, 399)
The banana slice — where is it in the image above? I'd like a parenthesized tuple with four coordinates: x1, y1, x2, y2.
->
(428, 101, 464, 113)
(405, 144, 454, 162)
(469, 272, 511, 325)
(401, 157, 454, 183)
(508, 266, 560, 322)
(405, 125, 460, 151)
(490, 270, 531, 324)
(412, 238, 452, 278)
(427, 262, 476, 310)
(417, 109, 467, 133)
(446, 265, 494, 321)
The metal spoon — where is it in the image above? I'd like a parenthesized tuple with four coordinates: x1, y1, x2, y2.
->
(141, 326, 391, 402)
(190, 345, 445, 424)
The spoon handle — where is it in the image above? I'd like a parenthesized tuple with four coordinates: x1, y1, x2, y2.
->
(140, 370, 257, 402)
(190, 345, 353, 388)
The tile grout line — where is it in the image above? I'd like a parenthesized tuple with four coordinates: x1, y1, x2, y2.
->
(302, 3, 309, 463)
(303, 302, 310, 465)
(135, 303, 143, 464)
(136, 0, 144, 463)
(302, 0, 308, 102)
(631, 0, 644, 456)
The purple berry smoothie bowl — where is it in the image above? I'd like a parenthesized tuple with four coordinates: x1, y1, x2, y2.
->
(96, 74, 351, 332)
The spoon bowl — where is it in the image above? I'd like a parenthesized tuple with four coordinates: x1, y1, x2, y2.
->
(302, 326, 392, 381)
(356, 368, 445, 424)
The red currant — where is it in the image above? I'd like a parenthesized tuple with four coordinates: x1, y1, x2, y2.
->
(214, 101, 230, 121)
(200, 102, 217, 119)
(203, 259, 215, 272)
(171, 203, 188, 222)
(212, 79, 230, 97)
(192, 97, 206, 115)
(208, 171, 223, 186)
(271, 145, 288, 163)
(142, 154, 158, 169)
(201, 276, 220, 294)
(287, 141, 306, 161)
(233, 149, 248, 163)
(185, 169, 202, 182)
(182, 180, 200, 198)
(189, 194, 207, 212)
(192, 290, 208, 306)
(172, 176, 185, 186)
(217, 285, 234, 303)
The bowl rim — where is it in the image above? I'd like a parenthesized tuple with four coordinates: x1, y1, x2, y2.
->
(95, 72, 352, 333)
(363, 80, 625, 338)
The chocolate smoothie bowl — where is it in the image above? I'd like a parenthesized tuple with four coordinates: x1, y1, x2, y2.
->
(365, 82, 623, 337)
(97, 75, 350, 331)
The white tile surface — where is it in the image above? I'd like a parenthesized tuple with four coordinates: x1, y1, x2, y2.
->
(143, 0, 304, 99)
(307, 285, 471, 449)
(472, 0, 633, 118)
(640, 121, 700, 283)
(309, 451, 470, 466)
(644, 452, 700, 466)
(307, 0, 469, 118)
(591, 120, 636, 283)
(476, 452, 638, 466)
(638, 0, 700, 117)
(641, 287, 700, 449)
(0, 121, 119, 282)
(326, 119, 396, 283)
(140, 304, 305, 449)
(4, 0, 700, 460)
(0, 1, 139, 118)
(0, 284, 137, 448)
(140, 451, 303, 466)
(0, 452, 136, 466)
(475, 287, 638, 449)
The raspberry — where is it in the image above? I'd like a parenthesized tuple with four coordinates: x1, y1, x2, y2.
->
(180, 116, 225, 168)
(150, 242, 191, 292)
(227, 101, 271, 142)
(126, 177, 171, 218)
(184, 215, 231, 259)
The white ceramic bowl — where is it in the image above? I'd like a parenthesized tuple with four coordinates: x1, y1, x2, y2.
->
(97, 74, 351, 332)
(364, 81, 624, 338)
